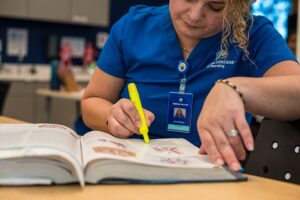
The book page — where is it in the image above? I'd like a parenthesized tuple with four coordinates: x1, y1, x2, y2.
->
(0, 124, 82, 166)
(81, 131, 216, 169)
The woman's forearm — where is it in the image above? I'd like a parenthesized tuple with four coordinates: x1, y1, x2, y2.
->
(229, 75, 300, 120)
(81, 97, 113, 132)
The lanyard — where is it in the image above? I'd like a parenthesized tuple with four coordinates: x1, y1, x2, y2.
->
(177, 61, 189, 93)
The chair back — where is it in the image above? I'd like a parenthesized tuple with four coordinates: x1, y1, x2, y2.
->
(245, 119, 300, 184)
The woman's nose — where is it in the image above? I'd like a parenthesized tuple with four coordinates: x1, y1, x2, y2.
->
(188, 4, 204, 22)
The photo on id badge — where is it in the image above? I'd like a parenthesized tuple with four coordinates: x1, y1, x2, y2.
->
(167, 92, 193, 133)
(174, 108, 186, 119)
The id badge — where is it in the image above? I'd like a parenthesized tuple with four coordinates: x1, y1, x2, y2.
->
(167, 92, 193, 133)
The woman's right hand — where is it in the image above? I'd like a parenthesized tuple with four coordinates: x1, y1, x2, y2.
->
(107, 98, 155, 138)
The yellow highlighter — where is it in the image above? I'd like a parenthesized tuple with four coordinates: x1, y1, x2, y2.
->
(128, 83, 150, 144)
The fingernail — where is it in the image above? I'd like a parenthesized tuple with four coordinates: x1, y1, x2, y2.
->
(147, 117, 152, 123)
(238, 167, 245, 173)
(215, 158, 224, 166)
(147, 120, 151, 126)
(247, 143, 254, 151)
(231, 162, 241, 171)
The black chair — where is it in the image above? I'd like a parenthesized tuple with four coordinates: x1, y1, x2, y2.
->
(0, 82, 10, 114)
(245, 119, 300, 185)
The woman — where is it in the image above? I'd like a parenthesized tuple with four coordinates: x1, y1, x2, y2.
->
(81, 0, 300, 171)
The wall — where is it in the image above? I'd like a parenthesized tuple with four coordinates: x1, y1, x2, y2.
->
(0, 0, 168, 65)
(0, 18, 107, 64)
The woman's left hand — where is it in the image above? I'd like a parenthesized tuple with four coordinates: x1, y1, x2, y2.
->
(197, 81, 254, 171)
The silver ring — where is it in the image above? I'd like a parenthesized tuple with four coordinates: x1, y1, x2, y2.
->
(227, 129, 239, 138)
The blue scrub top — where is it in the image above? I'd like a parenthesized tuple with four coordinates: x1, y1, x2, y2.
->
(97, 5, 297, 147)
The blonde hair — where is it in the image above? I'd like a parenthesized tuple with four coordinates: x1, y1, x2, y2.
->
(222, 0, 253, 58)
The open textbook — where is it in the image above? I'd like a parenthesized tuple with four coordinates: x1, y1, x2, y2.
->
(0, 124, 247, 186)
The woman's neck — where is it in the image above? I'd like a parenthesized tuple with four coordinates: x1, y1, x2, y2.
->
(178, 35, 200, 60)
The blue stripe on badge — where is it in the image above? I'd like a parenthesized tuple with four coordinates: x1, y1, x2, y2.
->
(168, 124, 190, 132)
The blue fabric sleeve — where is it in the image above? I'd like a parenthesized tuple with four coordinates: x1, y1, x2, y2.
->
(248, 16, 297, 77)
(96, 10, 132, 78)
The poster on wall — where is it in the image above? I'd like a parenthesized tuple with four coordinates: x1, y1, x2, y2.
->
(7, 28, 28, 57)
(61, 37, 86, 58)
(96, 32, 108, 49)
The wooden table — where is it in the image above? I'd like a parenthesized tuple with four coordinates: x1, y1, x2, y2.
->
(0, 116, 25, 124)
(0, 116, 299, 200)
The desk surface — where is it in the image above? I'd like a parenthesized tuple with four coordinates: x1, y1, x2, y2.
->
(0, 116, 25, 124)
(0, 116, 299, 200)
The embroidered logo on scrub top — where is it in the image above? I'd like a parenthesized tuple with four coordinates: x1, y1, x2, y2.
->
(216, 50, 228, 59)
(206, 50, 236, 69)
